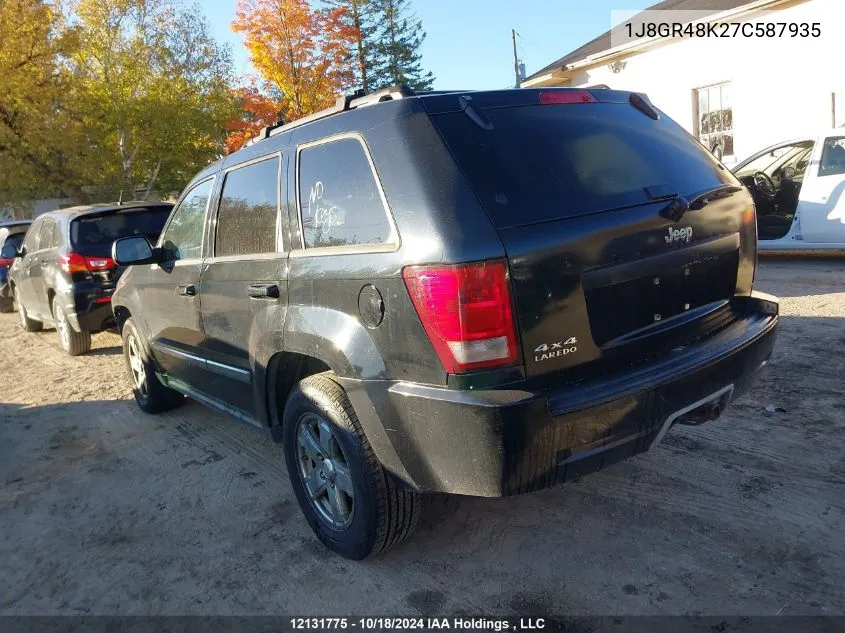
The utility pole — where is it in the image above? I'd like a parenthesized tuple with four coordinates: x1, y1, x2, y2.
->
(512, 29, 520, 88)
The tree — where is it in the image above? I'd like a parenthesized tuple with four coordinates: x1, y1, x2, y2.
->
(68, 0, 237, 199)
(323, 0, 378, 93)
(0, 0, 94, 208)
(225, 83, 281, 154)
(369, 0, 434, 92)
(232, 0, 358, 123)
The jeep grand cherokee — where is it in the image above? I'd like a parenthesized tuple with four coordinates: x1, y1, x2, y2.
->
(110, 86, 779, 559)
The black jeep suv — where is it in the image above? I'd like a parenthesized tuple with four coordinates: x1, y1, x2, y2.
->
(111, 86, 779, 559)
(3, 202, 172, 355)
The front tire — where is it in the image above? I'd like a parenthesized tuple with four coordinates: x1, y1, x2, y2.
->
(122, 318, 184, 414)
(14, 286, 42, 332)
(52, 300, 91, 356)
(283, 373, 420, 560)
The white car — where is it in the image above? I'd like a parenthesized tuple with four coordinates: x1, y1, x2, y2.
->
(733, 130, 845, 253)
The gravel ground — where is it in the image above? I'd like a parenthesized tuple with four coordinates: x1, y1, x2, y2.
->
(1, 259, 844, 617)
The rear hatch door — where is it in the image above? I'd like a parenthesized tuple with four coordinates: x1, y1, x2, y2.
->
(70, 206, 173, 287)
(426, 89, 756, 380)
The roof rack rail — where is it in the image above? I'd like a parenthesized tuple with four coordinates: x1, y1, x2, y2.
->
(241, 85, 417, 145)
(347, 84, 415, 109)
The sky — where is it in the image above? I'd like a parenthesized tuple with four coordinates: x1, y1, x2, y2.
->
(199, 0, 654, 90)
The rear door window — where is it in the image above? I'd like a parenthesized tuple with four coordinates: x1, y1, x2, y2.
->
(431, 102, 735, 227)
(71, 208, 172, 258)
(4, 232, 25, 251)
(297, 137, 394, 249)
(215, 156, 279, 257)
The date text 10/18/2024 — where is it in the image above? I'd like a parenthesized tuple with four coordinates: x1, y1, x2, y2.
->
(290, 617, 547, 631)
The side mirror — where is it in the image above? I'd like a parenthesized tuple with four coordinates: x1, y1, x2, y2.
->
(1, 243, 20, 259)
(112, 236, 159, 266)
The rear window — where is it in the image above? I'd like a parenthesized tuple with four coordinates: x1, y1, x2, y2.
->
(71, 208, 172, 257)
(432, 102, 735, 227)
(3, 232, 25, 251)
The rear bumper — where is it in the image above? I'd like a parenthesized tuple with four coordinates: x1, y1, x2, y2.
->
(341, 292, 778, 497)
(65, 300, 115, 333)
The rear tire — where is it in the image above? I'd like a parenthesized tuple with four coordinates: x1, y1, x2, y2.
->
(52, 300, 91, 356)
(283, 373, 420, 560)
(122, 318, 184, 414)
(14, 286, 42, 332)
(0, 295, 13, 313)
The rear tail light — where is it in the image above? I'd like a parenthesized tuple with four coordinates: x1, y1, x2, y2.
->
(0, 258, 13, 267)
(539, 90, 597, 105)
(57, 253, 116, 274)
(402, 260, 519, 373)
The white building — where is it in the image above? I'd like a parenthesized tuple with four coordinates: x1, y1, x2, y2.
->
(523, 0, 845, 165)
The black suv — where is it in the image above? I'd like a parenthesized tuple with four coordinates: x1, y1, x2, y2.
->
(0, 221, 32, 313)
(111, 86, 779, 559)
(3, 202, 172, 355)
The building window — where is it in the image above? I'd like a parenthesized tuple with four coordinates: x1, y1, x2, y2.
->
(695, 82, 733, 161)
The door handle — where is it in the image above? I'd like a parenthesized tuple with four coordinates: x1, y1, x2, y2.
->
(177, 283, 196, 296)
(247, 283, 280, 299)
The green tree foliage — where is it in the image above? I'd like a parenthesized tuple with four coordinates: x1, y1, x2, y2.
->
(369, 0, 434, 92)
(0, 0, 93, 207)
(69, 0, 238, 199)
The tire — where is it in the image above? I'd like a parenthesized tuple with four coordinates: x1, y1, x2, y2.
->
(52, 300, 91, 356)
(122, 318, 184, 414)
(0, 294, 13, 313)
(283, 373, 420, 560)
(14, 286, 42, 332)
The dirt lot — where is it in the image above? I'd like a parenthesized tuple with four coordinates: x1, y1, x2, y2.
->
(1, 259, 844, 617)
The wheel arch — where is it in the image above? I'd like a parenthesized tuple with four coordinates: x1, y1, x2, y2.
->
(264, 351, 332, 441)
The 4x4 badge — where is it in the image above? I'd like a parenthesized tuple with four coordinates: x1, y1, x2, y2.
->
(534, 337, 578, 362)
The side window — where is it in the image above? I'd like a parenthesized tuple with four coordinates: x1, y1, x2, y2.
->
(297, 137, 393, 249)
(215, 157, 279, 257)
(819, 137, 845, 177)
(159, 178, 214, 261)
(37, 219, 54, 250)
(52, 221, 64, 248)
(23, 220, 41, 252)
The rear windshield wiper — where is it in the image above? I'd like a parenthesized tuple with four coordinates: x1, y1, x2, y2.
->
(646, 183, 743, 221)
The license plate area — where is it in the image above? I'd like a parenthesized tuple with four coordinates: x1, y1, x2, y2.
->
(583, 235, 740, 346)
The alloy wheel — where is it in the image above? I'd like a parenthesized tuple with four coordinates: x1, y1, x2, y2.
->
(55, 305, 70, 350)
(15, 288, 25, 330)
(295, 412, 355, 529)
(127, 334, 147, 397)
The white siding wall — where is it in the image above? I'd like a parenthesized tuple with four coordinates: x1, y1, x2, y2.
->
(567, 0, 845, 163)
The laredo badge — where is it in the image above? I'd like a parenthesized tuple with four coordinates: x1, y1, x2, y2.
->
(534, 337, 578, 362)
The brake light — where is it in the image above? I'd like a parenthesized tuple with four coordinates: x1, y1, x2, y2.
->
(0, 258, 13, 267)
(57, 253, 88, 273)
(402, 261, 519, 373)
(57, 253, 116, 273)
(85, 256, 115, 270)
(539, 90, 596, 105)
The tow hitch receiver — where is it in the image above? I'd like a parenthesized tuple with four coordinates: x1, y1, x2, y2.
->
(652, 384, 735, 447)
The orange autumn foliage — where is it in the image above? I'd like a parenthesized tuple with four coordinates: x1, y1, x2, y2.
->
(225, 84, 280, 154)
(232, 0, 358, 124)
